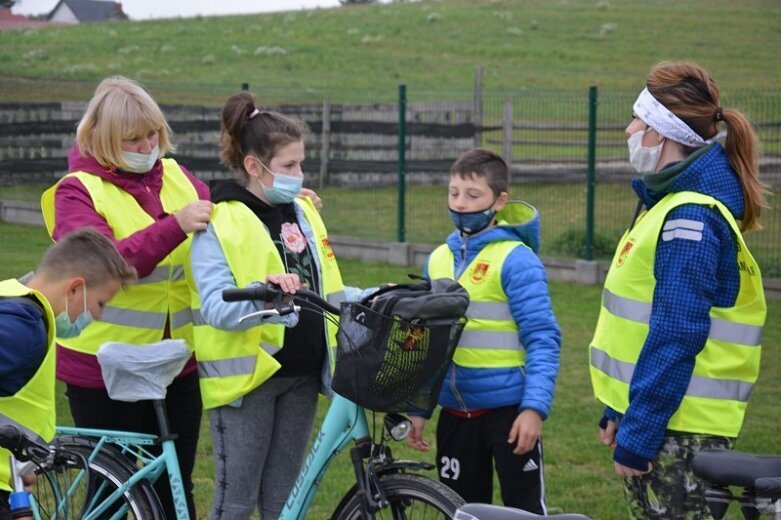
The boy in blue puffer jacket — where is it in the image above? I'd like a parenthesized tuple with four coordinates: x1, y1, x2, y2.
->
(406, 148, 561, 514)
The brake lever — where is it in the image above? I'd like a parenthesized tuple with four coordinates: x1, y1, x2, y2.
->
(238, 305, 301, 324)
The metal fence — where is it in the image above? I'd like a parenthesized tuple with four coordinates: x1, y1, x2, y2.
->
(1, 81, 779, 276)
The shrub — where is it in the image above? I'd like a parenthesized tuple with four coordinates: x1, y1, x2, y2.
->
(549, 227, 618, 259)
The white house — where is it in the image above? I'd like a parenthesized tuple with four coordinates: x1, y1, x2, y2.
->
(47, 0, 127, 24)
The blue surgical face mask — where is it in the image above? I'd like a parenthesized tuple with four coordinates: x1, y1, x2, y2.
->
(259, 163, 304, 205)
(449, 205, 497, 235)
(120, 145, 160, 174)
(55, 285, 93, 338)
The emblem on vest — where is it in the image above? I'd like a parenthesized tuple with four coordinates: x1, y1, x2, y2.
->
(616, 240, 635, 267)
(321, 236, 335, 261)
(471, 262, 490, 283)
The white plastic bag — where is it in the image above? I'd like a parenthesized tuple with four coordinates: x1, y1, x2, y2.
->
(96, 339, 192, 402)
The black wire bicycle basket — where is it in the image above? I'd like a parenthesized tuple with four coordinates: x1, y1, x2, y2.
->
(331, 277, 469, 414)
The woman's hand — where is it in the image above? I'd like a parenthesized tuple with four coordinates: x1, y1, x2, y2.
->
(174, 200, 213, 233)
(298, 188, 323, 211)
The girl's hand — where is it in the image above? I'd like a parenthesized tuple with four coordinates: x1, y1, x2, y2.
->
(266, 273, 301, 295)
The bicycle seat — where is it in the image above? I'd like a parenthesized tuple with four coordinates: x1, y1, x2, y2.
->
(96, 340, 192, 402)
(455, 503, 592, 520)
(693, 449, 781, 488)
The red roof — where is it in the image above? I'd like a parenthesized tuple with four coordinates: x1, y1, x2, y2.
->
(0, 8, 54, 30)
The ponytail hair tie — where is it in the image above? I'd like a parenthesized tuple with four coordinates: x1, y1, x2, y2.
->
(714, 106, 724, 122)
(249, 108, 260, 120)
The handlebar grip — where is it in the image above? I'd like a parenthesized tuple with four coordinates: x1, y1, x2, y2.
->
(755, 477, 781, 499)
(0, 425, 24, 451)
(222, 284, 279, 303)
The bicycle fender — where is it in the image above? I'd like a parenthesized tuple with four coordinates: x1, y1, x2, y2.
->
(374, 458, 435, 475)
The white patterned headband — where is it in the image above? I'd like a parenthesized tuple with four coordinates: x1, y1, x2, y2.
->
(633, 88, 707, 148)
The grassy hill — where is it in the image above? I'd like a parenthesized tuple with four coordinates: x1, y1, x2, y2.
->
(1, 0, 780, 102)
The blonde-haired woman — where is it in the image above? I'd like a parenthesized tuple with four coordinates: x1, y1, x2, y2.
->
(589, 61, 768, 518)
(40, 75, 212, 519)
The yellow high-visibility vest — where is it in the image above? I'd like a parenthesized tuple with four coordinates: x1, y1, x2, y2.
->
(191, 197, 346, 409)
(0, 279, 56, 491)
(40, 159, 198, 352)
(428, 240, 525, 368)
(590, 191, 766, 437)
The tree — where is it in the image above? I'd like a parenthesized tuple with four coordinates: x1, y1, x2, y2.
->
(0, 0, 18, 8)
(339, 0, 376, 5)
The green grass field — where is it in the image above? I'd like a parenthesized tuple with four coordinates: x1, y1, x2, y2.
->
(1, 221, 779, 519)
(4, 180, 779, 276)
(1, 0, 780, 102)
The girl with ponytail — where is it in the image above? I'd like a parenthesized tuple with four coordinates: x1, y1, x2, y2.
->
(190, 91, 371, 519)
(591, 62, 768, 519)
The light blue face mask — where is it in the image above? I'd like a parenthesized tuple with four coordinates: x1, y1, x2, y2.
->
(55, 285, 93, 338)
(259, 165, 304, 205)
(120, 145, 160, 174)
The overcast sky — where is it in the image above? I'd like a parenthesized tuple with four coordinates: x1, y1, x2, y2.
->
(12, 0, 344, 19)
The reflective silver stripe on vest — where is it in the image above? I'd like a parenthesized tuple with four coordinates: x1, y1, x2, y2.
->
(602, 289, 762, 346)
(198, 356, 255, 379)
(0, 414, 47, 446)
(458, 330, 522, 351)
(192, 309, 207, 327)
(100, 306, 166, 330)
(261, 343, 281, 355)
(327, 291, 346, 306)
(137, 265, 185, 284)
(603, 289, 651, 323)
(710, 317, 762, 347)
(171, 308, 194, 330)
(170, 265, 185, 282)
(590, 347, 752, 402)
(138, 266, 170, 284)
(466, 301, 514, 321)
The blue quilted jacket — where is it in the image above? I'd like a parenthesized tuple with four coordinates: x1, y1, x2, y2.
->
(425, 202, 561, 419)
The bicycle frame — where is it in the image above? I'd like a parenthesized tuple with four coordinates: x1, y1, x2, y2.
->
(279, 392, 369, 519)
(52, 425, 189, 520)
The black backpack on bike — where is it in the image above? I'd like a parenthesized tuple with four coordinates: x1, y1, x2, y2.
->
(331, 275, 469, 414)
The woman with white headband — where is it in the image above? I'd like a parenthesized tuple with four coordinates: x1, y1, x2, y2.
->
(589, 61, 768, 519)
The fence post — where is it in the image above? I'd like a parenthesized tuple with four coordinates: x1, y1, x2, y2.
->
(397, 84, 407, 243)
(585, 85, 598, 261)
(473, 65, 484, 147)
(502, 97, 513, 167)
(318, 99, 331, 190)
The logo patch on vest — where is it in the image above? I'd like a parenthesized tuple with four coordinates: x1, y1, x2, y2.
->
(321, 237, 335, 261)
(616, 240, 634, 267)
(470, 262, 490, 283)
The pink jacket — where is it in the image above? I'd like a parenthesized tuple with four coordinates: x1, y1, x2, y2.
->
(53, 145, 209, 388)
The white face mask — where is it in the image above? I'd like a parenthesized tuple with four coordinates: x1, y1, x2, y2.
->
(120, 145, 160, 174)
(627, 130, 664, 173)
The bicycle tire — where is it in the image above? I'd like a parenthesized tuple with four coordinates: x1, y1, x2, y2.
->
(54, 435, 167, 520)
(30, 444, 163, 519)
(331, 473, 465, 519)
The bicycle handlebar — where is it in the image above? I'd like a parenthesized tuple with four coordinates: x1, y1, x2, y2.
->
(222, 284, 280, 303)
(222, 283, 340, 315)
(0, 425, 26, 452)
(0, 425, 49, 461)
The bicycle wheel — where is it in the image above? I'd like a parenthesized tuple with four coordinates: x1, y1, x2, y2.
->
(331, 473, 465, 519)
(30, 444, 163, 519)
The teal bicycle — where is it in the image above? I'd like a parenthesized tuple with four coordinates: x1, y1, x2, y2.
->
(223, 279, 469, 519)
(3, 340, 192, 519)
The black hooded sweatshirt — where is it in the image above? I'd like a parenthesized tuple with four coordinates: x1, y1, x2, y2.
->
(210, 179, 325, 378)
